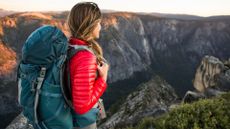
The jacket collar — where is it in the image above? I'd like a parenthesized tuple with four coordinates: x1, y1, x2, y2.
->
(69, 37, 88, 46)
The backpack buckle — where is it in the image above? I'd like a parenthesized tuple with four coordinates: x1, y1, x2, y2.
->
(40, 67, 46, 78)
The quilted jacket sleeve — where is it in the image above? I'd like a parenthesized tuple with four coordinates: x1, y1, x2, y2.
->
(69, 50, 107, 114)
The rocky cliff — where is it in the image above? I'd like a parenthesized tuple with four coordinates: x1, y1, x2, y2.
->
(99, 12, 230, 95)
(1, 11, 230, 128)
(99, 13, 230, 109)
(99, 76, 177, 129)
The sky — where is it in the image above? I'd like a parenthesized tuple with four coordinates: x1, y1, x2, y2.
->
(0, 0, 230, 17)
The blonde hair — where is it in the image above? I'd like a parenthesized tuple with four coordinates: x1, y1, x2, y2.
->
(67, 2, 104, 62)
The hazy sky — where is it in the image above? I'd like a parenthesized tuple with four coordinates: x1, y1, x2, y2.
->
(0, 0, 230, 16)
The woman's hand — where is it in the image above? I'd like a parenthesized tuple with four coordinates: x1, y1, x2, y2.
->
(97, 61, 109, 82)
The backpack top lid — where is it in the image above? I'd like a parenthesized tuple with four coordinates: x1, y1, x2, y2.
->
(22, 25, 68, 65)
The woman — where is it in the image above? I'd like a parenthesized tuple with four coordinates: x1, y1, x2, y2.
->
(67, 2, 109, 129)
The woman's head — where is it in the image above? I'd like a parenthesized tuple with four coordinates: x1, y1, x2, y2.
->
(67, 2, 104, 62)
(67, 2, 102, 40)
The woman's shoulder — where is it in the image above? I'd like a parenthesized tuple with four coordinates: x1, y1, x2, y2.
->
(76, 50, 96, 57)
(71, 50, 97, 63)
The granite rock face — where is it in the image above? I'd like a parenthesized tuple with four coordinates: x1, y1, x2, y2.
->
(183, 56, 230, 103)
(193, 55, 229, 92)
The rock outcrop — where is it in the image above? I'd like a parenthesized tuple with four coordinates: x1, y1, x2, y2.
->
(183, 56, 230, 103)
(99, 76, 177, 129)
(5, 113, 33, 129)
(193, 55, 229, 92)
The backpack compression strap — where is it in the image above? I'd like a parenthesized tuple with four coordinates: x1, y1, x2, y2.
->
(34, 67, 46, 124)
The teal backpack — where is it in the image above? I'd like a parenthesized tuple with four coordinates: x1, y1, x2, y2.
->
(17, 25, 94, 129)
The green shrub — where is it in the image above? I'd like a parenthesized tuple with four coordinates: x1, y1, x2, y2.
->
(129, 92, 230, 129)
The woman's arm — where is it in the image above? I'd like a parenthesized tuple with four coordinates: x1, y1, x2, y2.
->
(70, 50, 107, 114)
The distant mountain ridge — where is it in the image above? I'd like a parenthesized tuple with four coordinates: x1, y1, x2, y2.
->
(0, 9, 17, 17)
(141, 12, 204, 20)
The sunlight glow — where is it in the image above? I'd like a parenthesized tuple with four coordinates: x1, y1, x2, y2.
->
(0, 0, 230, 16)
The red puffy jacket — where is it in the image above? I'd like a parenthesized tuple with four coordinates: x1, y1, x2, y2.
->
(69, 38, 107, 115)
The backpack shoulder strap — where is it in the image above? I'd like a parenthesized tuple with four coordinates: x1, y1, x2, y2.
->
(62, 44, 95, 110)
(68, 44, 95, 60)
